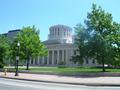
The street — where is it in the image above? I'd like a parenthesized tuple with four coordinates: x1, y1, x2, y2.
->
(0, 78, 120, 90)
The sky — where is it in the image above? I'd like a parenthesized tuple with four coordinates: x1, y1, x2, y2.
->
(0, 0, 120, 41)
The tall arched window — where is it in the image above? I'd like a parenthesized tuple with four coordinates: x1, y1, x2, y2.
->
(58, 28, 59, 35)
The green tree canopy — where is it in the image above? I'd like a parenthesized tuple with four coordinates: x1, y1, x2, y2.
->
(0, 35, 10, 68)
(11, 26, 48, 70)
(74, 4, 120, 72)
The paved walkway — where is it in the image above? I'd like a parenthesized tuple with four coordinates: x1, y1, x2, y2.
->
(0, 72, 120, 86)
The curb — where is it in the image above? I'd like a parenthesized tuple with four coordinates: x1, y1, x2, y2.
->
(0, 76, 120, 87)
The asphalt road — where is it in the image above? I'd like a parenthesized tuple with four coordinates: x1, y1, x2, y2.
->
(0, 78, 120, 90)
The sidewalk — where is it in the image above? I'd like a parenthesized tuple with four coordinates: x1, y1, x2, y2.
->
(0, 72, 120, 86)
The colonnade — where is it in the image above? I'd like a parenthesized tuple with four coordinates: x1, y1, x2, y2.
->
(30, 49, 74, 66)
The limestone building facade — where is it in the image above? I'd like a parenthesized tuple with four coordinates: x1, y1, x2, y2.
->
(29, 25, 98, 67)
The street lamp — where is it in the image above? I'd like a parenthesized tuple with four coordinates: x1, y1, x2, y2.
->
(15, 42, 20, 76)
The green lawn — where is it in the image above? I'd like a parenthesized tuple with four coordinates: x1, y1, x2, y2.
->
(4, 66, 120, 74)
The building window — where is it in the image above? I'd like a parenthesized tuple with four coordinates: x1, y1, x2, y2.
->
(64, 32, 66, 36)
(53, 29, 54, 35)
(50, 29, 52, 35)
(55, 29, 56, 36)
(67, 30, 69, 37)
(58, 28, 59, 35)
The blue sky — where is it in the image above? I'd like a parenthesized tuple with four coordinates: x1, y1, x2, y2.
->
(0, 0, 120, 41)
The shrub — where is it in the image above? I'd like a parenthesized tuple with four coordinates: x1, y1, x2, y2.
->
(58, 61, 66, 68)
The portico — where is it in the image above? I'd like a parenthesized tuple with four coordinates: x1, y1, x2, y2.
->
(39, 44, 75, 66)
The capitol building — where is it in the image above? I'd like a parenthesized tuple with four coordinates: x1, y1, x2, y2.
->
(37, 25, 76, 66)
(29, 25, 98, 67)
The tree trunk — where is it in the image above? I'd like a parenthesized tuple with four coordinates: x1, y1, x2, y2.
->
(26, 56, 30, 70)
(102, 56, 105, 72)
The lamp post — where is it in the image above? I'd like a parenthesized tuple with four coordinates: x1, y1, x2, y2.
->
(15, 42, 20, 76)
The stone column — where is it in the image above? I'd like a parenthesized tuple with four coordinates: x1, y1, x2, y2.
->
(33, 58, 35, 65)
(63, 49, 66, 64)
(66, 49, 68, 65)
(62, 50, 64, 61)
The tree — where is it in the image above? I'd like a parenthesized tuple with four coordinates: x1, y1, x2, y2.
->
(72, 24, 90, 65)
(15, 26, 48, 70)
(86, 4, 120, 71)
(0, 35, 10, 68)
(74, 4, 120, 72)
(9, 38, 24, 66)
(108, 22, 120, 68)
